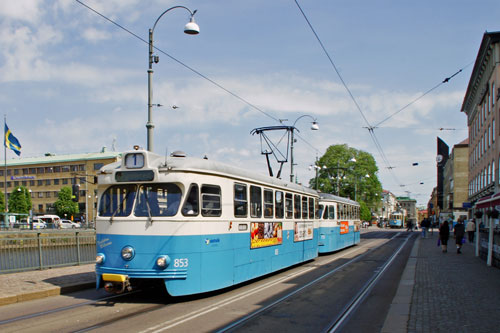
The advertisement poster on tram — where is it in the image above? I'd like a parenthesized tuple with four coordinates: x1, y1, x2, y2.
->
(294, 221, 313, 242)
(340, 221, 349, 234)
(250, 222, 283, 248)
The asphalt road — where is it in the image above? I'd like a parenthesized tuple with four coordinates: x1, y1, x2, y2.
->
(0, 229, 413, 333)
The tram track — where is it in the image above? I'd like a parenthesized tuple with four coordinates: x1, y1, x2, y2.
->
(0, 291, 141, 326)
(0, 230, 407, 333)
(215, 231, 414, 333)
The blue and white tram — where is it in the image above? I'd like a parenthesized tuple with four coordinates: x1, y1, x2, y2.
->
(388, 211, 405, 228)
(317, 193, 361, 253)
(95, 149, 320, 296)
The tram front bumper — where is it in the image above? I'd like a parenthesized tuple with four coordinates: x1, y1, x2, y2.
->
(102, 273, 131, 294)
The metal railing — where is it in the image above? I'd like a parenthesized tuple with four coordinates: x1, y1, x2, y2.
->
(0, 230, 96, 274)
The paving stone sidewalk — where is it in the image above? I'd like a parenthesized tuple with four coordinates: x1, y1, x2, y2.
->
(408, 232, 500, 333)
(0, 264, 95, 306)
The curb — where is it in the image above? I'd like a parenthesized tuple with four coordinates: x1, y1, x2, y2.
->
(0, 281, 95, 307)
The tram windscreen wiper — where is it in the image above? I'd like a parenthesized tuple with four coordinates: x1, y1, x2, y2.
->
(110, 191, 133, 224)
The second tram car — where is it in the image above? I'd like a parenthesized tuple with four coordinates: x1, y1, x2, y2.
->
(388, 211, 406, 228)
(95, 149, 320, 296)
(318, 193, 361, 253)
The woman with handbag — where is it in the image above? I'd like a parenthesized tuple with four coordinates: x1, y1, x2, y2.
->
(439, 220, 450, 253)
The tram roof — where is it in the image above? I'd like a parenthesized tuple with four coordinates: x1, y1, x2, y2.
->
(103, 150, 318, 196)
(319, 192, 359, 206)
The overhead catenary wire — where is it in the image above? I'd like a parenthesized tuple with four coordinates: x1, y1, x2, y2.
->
(293, 0, 401, 185)
(75, 0, 280, 123)
(373, 62, 474, 128)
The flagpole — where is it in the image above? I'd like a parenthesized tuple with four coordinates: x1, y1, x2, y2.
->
(4, 115, 7, 229)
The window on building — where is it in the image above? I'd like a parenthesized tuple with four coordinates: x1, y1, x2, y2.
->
(94, 163, 104, 171)
(37, 180, 43, 186)
(62, 178, 68, 185)
(22, 168, 29, 175)
(53, 166, 61, 172)
(54, 179, 59, 185)
(14, 169, 19, 175)
(45, 167, 53, 173)
(79, 165, 85, 171)
(46, 179, 51, 186)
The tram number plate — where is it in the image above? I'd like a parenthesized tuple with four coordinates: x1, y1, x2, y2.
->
(173, 258, 189, 268)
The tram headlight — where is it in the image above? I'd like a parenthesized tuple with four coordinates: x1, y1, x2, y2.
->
(156, 255, 170, 269)
(96, 253, 105, 264)
(121, 246, 135, 260)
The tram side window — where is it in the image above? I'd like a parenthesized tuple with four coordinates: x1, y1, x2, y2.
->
(314, 199, 319, 219)
(250, 185, 262, 218)
(285, 193, 293, 219)
(339, 204, 343, 220)
(308, 198, 314, 219)
(275, 191, 284, 219)
(99, 184, 137, 217)
(328, 205, 335, 219)
(264, 189, 273, 218)
(234, 183, 248, 217)
(135, 183, 181, 217)
(321, 205, 328, 219)
(294, 195, 301, 219)
(182, 184, 199, 216)
(201, 185, 222, 217)
(302, 197, 308, 219)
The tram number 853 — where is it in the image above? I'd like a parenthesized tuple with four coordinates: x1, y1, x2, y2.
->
(173, 258, 189, 268)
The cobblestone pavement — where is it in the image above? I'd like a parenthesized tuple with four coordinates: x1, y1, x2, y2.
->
(0, 264, 95, 306)
(408, 232, 500, 333)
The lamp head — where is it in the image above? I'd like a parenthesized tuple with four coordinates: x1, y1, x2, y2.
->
(311, 121, 319, 130)
(184, 16, 200, 35)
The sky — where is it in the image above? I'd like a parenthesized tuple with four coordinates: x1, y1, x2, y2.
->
(1, 0, 500, 206)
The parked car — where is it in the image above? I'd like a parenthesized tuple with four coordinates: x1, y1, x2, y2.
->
(59, 219, 81, 229)
(32, 218, 47, 229)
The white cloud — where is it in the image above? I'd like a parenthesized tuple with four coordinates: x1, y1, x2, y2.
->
(0, 0, 45, 23)
(82, 27, 112, 42)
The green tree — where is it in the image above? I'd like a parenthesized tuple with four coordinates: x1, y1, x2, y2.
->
(8, 186, 29, 214)
(0, 191, 5, 212)
(54, 187, 79, 218)
(310, 144, 383, 209)
(359, 201, 372, 221)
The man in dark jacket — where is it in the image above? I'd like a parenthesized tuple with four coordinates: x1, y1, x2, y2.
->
(454, 220, 465, 254)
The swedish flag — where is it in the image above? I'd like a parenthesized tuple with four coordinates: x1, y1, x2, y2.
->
(5, 124, 21, 156)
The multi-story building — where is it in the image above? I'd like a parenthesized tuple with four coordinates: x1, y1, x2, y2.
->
(442, 139, 469, 215)
(396, 197, 417, 222)
(2, 150, 121, 224)
(380, 190, 397, 220)
(461, 31, 500, 205)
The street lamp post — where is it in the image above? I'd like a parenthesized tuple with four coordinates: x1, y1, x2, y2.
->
(289, 115, 319, 182)
(147, 6, 200, 152)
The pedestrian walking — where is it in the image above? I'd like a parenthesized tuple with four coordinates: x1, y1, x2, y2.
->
(454, 220, 465, 254)
(466, 219, 476, 243)
(421, 218, 430, 238)
(406, 220, 413, 232)
(439, 220, 450, 253)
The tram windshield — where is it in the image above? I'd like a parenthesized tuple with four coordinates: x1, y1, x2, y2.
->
(98, 183, 182, 217)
